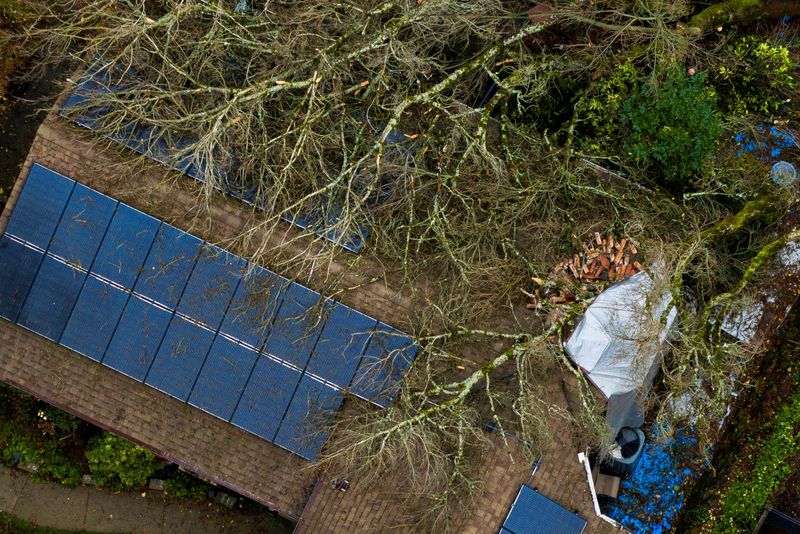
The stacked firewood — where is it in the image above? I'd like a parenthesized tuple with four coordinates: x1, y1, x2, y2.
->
(553, 233, 642, 283)
(527, 233, 643, 309)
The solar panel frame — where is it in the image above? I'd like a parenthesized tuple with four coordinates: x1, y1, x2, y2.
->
(176, 244, 242, 330)
(305, 303, 376, 389)
(231, 354, 302, 442)
(17, 255, 86, 342)
(4, 164, 75, 250)
(218, 265, 290, 350)
(0, 236, 45, 322)
(188, 336, 259, 421)
(350, 323, 419, 408)
(47, 183, 118, 269)
(102, 295, 172, 381)
(145, 316, 216, 401)
(273, 374, 342, 461)
(60, 275, 129, 361)
(262, 282, 325, 369)
(501, 485, 587, 534)
(90, 203, 160, 288)
(134, 224, 201, 308)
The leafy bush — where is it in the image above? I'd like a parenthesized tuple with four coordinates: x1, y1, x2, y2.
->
(623, 68, 722, 190)
(165, 472, 211, 501)
(85, 432, 160, 490)
(37, 406, 81, 434)
(714, 36, 796, 116)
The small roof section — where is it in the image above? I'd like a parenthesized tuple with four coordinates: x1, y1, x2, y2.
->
(501, 485, 587, 534)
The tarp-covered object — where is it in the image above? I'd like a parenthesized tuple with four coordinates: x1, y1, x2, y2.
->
(565, 272, 677, 433)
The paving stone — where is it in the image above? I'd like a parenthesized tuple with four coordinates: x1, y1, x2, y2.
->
(84, 489, 163, 534)
(0, 467, 28, 514)
(12, 477, 89, 531)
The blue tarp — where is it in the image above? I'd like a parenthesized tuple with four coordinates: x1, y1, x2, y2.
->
(605, 427, 703, 534)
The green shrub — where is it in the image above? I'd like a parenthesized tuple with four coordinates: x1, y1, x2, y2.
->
(623, 68, 723, 190)
(577, 59, 640, 152)
(165, 472, 211, 501)
(714, 36, 796, 116)
(1, 426, 81, 486)
(85, 432, 160, 490)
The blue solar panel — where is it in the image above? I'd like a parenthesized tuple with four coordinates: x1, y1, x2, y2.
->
(17, 256, 85, 341)
(219, 266, 289, 349)
(502, 485, 587, 534)
(48, 183, 118, 268)
(306, 303, 376, 388)
(134, 224, 201, 308)
(176, 245, 242, 329)
(92, 204, 160, 288)
(188, 336, 258, 421)
(273, 374, 342, 461)
(145, 316, 215, 401)
(350, 323, 418, 408)
(263, 283, 324, 368)
(61, 276, 128, 361)
(0, 237, 44, 322)
(231, 355, 301, 441)
(102, 296, 171, 380)
(5, 164, 74, 249)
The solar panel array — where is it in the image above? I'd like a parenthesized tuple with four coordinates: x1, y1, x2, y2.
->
(62, 68, 370, 253)
(501, 485, 587, 534)
(0, 163, 418, 461)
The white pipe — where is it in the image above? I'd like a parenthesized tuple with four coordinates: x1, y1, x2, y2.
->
(577, 452, 628, 531)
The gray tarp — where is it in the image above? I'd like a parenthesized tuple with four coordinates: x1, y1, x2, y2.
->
(564, 271, 677, 434)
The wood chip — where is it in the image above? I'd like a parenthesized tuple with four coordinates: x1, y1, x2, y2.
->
(633, 261, 643, 270)
(599, 255, 610, 269)
(595, 232, 603, 245)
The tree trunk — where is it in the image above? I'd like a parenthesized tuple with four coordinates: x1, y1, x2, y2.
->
(688, 0, 800, 34)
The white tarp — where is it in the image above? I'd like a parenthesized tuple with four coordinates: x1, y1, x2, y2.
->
(564, 271, 677, 433)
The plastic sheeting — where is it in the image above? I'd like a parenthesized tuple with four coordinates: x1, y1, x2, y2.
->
(564, 272, 677, 434)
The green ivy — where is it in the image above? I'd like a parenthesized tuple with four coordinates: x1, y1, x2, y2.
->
(710, 394, 800, 533)
(714, 36, 796, 116)
(85, 432, 160, 490)
(1, 427, 81, 486)
(623, 68, 723, 190)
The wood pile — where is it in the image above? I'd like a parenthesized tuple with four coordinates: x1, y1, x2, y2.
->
(527, 233, 643, 308)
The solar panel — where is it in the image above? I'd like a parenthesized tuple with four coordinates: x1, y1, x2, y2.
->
(60, 275, 128, 361)
(306, 303, 376, 388)
(502, 485, 587, 534)
(48, 183, 118, 268)
(0, 236, 44, 322)
(273, 374, 342, 461)
(219, 266, 289, 349)
(1, 162, 421, 462)
(17, 256, 85, 341)
(188, 336, 258, 421)
(145, 316, 215, 401)
(176, 245, 242, 329)
(134, 224, 201, 308)
(350, 323, 418, 408)
(4, 164, 74, 249)
(263, 282, 325, 368)
(92, 204, 160, 288)
(231, 355, 301, 441)
(102, 295, 171, 380)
